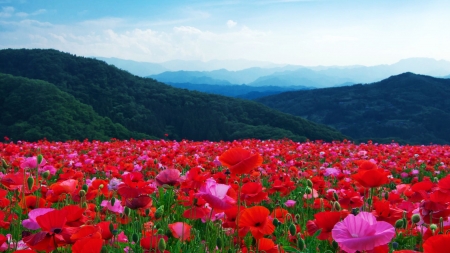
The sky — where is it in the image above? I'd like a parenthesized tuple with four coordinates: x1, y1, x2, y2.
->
(1, 0, 449, 66)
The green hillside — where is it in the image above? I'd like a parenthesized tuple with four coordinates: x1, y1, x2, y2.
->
(257, 73, 450, 144)
(0, 48, 346, 142)
(0, 73, 151, 142)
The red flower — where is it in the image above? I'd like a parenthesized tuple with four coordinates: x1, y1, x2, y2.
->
(168, 222, 192, 241)
(423, 234, 450, 253)
(307, 211, 348, 240)
(241, 182, 268, 205)
(238, 206, 275, 239)
(23, 209, 68, 252)
(219, 148, 263, 175)
(352, 161, 389, 188)
(257, 238, 284, 253)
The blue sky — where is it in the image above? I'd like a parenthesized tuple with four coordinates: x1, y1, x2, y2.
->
(1, 0, 449, 66)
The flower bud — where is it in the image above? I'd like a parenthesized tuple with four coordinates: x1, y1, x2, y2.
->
(42, 170, 50, 179)
(27, 176, 34, 190)
(82, 184, 88, 191)
(216, 237, 223, 249)
(124, 206, 131, 216)
(430, 224, 438, 231)
(333, 201, 341, 211)
(158, 237, 167, 251)
(305, 187, 312, 195)
(289, 223, 297, 236)
(411, 214, 421, 224)
(297, 237, 305, 251)
(78, 190, 86, 197)
(132, 233, 139, 243)
(395, 219, 404, 229)
(272, 218, 280, 227)
(306, 179, 313, 188)
(155, 205, 164, 219)
(333, 192, 339, 201)
(110, 198, 116, 206)
(37, 154, 43, 165)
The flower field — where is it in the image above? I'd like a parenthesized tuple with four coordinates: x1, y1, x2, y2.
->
(1, 138, 450, 253)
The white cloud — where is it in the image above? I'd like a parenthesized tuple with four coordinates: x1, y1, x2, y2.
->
(0, 6, 14, 18)
(226, 19, 237, 28)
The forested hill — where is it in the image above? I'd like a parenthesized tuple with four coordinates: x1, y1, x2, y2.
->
(257, 73, 450, 144)
(0, 74, 151, 141)
(0, 48, 346, 142)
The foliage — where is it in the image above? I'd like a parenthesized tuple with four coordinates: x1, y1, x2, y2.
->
(257, 72, 450, 144)
(0, 73, 151, 141)
(0, 48, 346, 142)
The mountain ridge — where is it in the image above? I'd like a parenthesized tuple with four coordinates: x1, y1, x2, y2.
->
(0, 48, 346, 142)
(256, 72, 450, 144)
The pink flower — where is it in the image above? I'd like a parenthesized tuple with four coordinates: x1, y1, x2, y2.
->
(22, 208, 54, 229)
(284, 200, 296, 207)
(20, 156, 46, 169)
(101, 198, 124, 214)
(195, 178, 236, 211)
(332, 212, 395, 253)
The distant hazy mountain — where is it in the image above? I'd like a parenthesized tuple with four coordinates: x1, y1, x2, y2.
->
(257, 73, 450, 144)
(99, 57, 450, 89)
(94, 57, 168, 76)
(95, 57, 286, 76)
(159, 59, 285, 72)
(247, 68, 353, 88)
(149, 66, 301, 85)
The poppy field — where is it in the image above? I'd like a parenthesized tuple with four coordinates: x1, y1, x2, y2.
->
(1, 138, 450, 253)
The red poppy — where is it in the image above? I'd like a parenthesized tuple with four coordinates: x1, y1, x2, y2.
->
(238, 206, 275, 239)
(270, 208, 289, 223)
(241, 182, 268, 205)
(23, 209, 68, 252)
(431, 174, 450, 203)
(219, 148, 263, 175)
(168, 222, 192, 241)
(337, 189, 364, 209)
(20, 196, 48, 212)
(372, 199, 404, 225)
(70, 226, 103, 253)
(307, 211, 348, 240)
(97, 221, 114, 240)
(257, 238, 283, 253)
(423, 234, 450, 253)
(141, 234, 168, 252)
(352, 161, 389, 188)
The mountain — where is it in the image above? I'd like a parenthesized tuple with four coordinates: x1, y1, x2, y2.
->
(0, 73, 151, 142)
(257, 73, 450, 144)
(94, 57, 168, 76)
(0, 48, 346, 142)
(248, 68, 353, 88)
(148, 71, 233, 85)
(95, 57, 286, 76)
(148, 57, 450, 90)
(149, 66, 300, 85)
(158, 59, 284, 72)
(164, 82, 310, 99)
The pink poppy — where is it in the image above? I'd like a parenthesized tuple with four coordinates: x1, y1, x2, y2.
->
(100, 198, 124, 214)
(332, 212, 395, 253)
(195, 178, 236, 211)
(22, 208, 54, 230)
